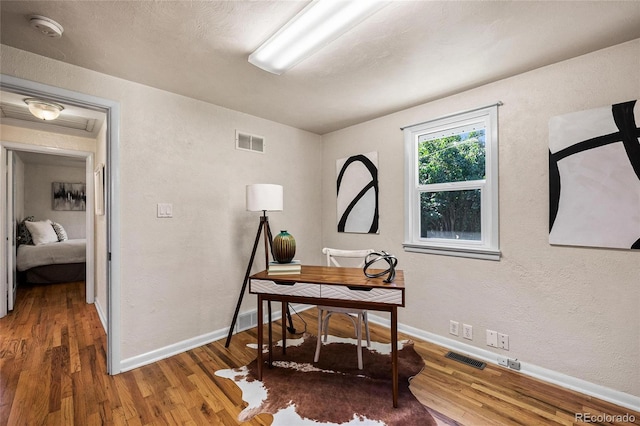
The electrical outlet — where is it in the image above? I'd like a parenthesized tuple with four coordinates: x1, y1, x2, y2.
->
(463, 324, 473, 340)
(486, 329, 498, 347)
(508, 359, 521, 370)
(498, 333, 509, 350)
(497, 356, 508, 367)
(449, 320, 459, 336)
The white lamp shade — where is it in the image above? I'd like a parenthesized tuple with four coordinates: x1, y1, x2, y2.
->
(246, 184, 283, 212)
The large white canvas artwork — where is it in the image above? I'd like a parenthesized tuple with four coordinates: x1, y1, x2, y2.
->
(549, 100, 640, 249)
(336, 152, 379, 233)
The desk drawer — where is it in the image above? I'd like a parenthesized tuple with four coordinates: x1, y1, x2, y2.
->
(320, 285, 403, 305)
(250, 279, 321, 297)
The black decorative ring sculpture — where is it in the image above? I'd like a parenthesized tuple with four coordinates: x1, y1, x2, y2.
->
(363, 251, 398, 283)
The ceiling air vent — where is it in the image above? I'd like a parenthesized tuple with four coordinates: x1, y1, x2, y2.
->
(236, 130, 265, 153)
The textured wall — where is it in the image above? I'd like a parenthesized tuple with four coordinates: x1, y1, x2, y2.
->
(1, 45, 323, 360)
(321, 39, 640, 396)
(23, 162, 86, 239)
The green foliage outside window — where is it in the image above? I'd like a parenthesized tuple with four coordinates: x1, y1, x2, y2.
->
(418, 131, 485, 240)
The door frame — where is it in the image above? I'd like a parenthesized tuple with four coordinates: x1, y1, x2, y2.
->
(6, 150, 15, 311)
(0, 74, 121, 374)
(1, 143, 96, 302)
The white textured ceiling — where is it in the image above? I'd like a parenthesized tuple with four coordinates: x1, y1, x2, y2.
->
(1, 1, 639, 135)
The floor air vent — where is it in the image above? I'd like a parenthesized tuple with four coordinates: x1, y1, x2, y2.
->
(445, 351, 486, 370)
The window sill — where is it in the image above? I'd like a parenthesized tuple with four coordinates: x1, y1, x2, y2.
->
(403, 243, 501, 261)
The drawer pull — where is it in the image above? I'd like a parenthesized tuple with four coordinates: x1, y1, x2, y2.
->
(273, 281, 296, 286)
(347, 286, 372, 291)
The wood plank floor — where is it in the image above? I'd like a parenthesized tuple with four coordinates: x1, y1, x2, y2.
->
(1, 281, 638, 425)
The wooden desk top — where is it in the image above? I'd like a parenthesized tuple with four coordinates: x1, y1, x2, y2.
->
(250, 265, 404, 290)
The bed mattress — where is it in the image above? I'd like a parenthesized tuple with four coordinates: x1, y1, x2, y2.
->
(16, 238, 87, 272)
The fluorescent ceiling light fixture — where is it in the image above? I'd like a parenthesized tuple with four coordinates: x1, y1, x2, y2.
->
(24, 98, 64, 120)
(249, 0, 388, 75)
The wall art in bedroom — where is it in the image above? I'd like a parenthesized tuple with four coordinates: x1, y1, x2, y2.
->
(549, 100, 640, 250)
(52, 182, 86, 211)
(336, 151, 379, 234)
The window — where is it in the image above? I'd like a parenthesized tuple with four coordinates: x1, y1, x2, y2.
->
(403, 104, 500, 260)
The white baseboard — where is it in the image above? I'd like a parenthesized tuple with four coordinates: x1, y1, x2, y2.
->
(120, 327, 229, 372)
(94, 298, 107, 335)
(120, 303, 312, 373)
(366, 313, 640, 413)
(119, 307, 639, 412)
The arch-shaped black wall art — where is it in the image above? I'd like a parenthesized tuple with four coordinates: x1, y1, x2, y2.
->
(549, 100, 640, 249)
(336, 152, 379, 234)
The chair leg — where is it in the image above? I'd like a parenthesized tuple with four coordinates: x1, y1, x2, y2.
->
(363, 311, 371, 347)
(323, 312, 334, 342)
(315, 309, 366, 369)
(356, 314, 363, 370)
(314, 308, 323, 363)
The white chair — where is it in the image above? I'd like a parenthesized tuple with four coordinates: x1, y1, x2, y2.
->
(314, 247, 374, 370)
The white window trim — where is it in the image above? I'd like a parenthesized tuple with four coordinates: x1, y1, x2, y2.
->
(402, 104, 500, 261)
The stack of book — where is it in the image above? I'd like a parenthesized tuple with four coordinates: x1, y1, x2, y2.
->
(268, 260, 301, 275)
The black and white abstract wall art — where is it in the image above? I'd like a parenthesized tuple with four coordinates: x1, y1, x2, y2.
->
(52, 182, 86, 211)
(336, 151, 379, 234)
(549, 100, 640, 250)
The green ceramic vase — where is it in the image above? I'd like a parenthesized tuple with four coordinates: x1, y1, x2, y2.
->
(273, 230, 296, 263)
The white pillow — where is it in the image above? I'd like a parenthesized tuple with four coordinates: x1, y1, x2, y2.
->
(24, 220, 59, 245)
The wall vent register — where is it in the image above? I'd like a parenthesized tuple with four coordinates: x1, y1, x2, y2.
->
(236, 130, 265, 153)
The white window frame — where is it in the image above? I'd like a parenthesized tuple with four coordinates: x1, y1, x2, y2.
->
(403, 104, 500, 260)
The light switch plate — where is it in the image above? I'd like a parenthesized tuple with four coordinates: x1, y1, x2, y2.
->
(486, 329, 498, 348)
(157, 203, 173, 218)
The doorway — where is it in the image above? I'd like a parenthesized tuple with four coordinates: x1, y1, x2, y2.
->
(0, 74, 121, 374)
(3, 145, 96, 309)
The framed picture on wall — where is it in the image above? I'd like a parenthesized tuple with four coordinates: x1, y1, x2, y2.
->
(549, 100, 640, 250)
(94, 163, 105, 216)
(336, 151, 379, 234)
(52, 182, 86, 211)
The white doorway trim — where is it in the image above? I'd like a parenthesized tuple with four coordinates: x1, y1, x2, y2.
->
(0, 74, 121, 374)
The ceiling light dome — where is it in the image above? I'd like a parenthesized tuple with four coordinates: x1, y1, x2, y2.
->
(24, 98, 64, 120)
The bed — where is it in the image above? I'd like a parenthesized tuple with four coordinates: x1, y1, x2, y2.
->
(16, 218, 86, 284)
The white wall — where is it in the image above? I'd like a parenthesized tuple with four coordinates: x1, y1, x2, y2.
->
(23, 162, 86, 239)
(1, 44, 323, 360)
(321, 39, 640, 398)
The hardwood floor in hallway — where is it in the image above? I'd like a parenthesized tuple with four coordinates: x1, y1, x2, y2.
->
(0, 281, 638, 425)
(0, 282, 271, 425)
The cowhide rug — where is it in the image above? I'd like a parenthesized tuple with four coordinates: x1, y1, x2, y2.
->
(215, 334, 458, 425)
